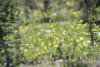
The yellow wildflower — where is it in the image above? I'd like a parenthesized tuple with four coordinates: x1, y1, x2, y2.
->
(83, 32, 86, 34)
(38, 39, 41, 42)
(60, 27, 63, 30)
(79, 20, 83, 23)
(19, 26, 22, 30)
(66, 1, 71, 6)
(73, 22, 76, 24)
(62, 39, 64, 42)
(94, 42, 96, 45)
(92, 29, 97, 31)
(15, 30, 18, 33)
(44, 45, 47, 50)
(49, 34, 53, 37)
(49, 43, 52, 46)
(83, 42, 88, 47)
(70, 43, 72, 46)
(36, 48, 39, 52)
(49, 19, 52, 23)
(62, 32, 66, 35)
(73, 11, 80, 16)
(94, 24, 99, 28)
(29, 36, 32, 39)
(41, 42, 44, 46)
(40, 29, 44, 31)
(71, 25, 74, 28)
(15, 11, 19, 15)
(53, 29, 56, 32)
(54, 44, 58, 48)
(1, 49, 5, 53)
(76, 27, 80, 30)
(34, 10, 38, 14)
(83, 23, 88, 26)
(50, 24, 53, 28)
(37, 32, 40, 35)
(56, 37, 59, 40)
(20, 47, 24, 51)
(29, 45, 34, 49)
(21, 29, 25, 32)
(53, 42, 58, 48)
(71, 38, 73, 41)
(39, 2, 44, 7)
(76, 39, 80, 43)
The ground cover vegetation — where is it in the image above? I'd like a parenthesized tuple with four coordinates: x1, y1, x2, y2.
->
(0, 0, 100, 67)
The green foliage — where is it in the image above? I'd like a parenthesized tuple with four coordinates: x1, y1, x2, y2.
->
(0, 0, 18, 66)
(0, 0, 100, 66)
(16, 7, 99, 64)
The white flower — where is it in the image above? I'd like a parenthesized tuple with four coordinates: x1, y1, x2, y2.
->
(63, 30, 66, 32)
(98, 32, 100, 37)
(26, 44, 29, 46)
(86, 40, 90, 43)
(80, 37, 83, 40)
(44, 30, 50, 33)
(76, 24, 82, 26)
(52, 12, 57, 16)
(86, 33, 89, 35)
(21, 11, 24, 14)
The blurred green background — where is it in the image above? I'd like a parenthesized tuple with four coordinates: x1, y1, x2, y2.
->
(0, 0, 100, 67)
